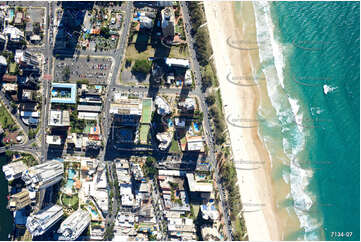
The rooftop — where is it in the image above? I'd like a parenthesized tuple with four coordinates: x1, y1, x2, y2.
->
(48, 110, 70, 126)
(50, 83, 77, 104)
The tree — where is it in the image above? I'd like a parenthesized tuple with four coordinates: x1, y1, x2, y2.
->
(100, 26, 110, 38)
(131, 59, 152, 74)
(205, 95, 215, 106)
(194, 28, 212, 66)
(62, 66, 70, 81)
(144, 156, 157, 178)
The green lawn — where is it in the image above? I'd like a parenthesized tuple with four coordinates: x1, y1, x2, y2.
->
(0, 104, 16, 130)
(141, 98, 152, 124)
(125, 43, 189, 61)
(9, 62, 17, 74)
(62, 194, 79, 208)
(139, 124, 150, 145)
(169, 139, 180, 153)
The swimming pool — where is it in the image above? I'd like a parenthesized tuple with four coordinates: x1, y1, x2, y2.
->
(193, 123, 200, 132)
(65, 179, 74, 189)
(9, 9, 14, 21)
(65, 169, 76, 189)
(90, 208, 98, 216)
(168, 119, 173, 127)
(68, 169, 76, 179)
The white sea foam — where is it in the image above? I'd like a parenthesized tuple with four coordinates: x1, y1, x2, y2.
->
(310, 107, 324, 115)
(253, 1, 322, 239)
(323, 84, 337, 94)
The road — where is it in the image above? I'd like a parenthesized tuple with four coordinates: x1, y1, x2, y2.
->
(101, 2, 134, 234)
(180, 2, 234, 240)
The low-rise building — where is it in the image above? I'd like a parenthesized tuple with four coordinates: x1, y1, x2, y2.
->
(167, 217, 196, 240)
(184, 69, 193, 86)
(8, 189, 31, 211)
(2, 83, 17, 92)
(186, 136, 204, 152)
(178, 97, 196, 111)
(165, 58, 190, 68)
(26, 204, 64, 237)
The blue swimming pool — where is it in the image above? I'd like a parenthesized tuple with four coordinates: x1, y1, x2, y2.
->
(65, 179, 74, 189)
(65, 169, 76, 189)
(9, 9, 14, 20)
(193, 123, 200, 132)
(90, 208, 98, 216)
(68, 169, 76, 179)
(168, 119, 173, 127)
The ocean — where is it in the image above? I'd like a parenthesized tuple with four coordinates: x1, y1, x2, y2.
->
(252, 1, 360, 240)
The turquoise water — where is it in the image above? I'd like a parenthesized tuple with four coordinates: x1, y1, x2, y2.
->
(194, 123, 200, 132)
(253, 1, 359, 240)
(90, 208, 98, 216)
(68, 168, 75, 179)
(65, 169, 76, 189)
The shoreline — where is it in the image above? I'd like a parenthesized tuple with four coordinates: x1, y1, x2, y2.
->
(204, 2, 282, 240)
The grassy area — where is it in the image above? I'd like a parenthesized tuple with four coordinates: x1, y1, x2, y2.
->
(9, 62, 17, 74)
(0, 104, 17, 131)
(125, 44, 189, 61)
(169, 139, 180, 153)
(139, 124, 150, 145)
(141, 98, 152, 124)
(20, 153, 38, 167)
(62, 194, 79, 208)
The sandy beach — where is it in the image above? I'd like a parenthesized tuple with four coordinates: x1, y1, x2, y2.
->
(204, 2, 282, 240)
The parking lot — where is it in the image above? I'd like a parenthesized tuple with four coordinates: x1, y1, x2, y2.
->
(54, 57, 112, 85)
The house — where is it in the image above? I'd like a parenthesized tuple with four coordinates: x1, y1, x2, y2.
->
(186, 136, 204, 152)
(184, 69, 192, 86)
(14, 11, 23, 25)
(2, 74, 17, 83)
